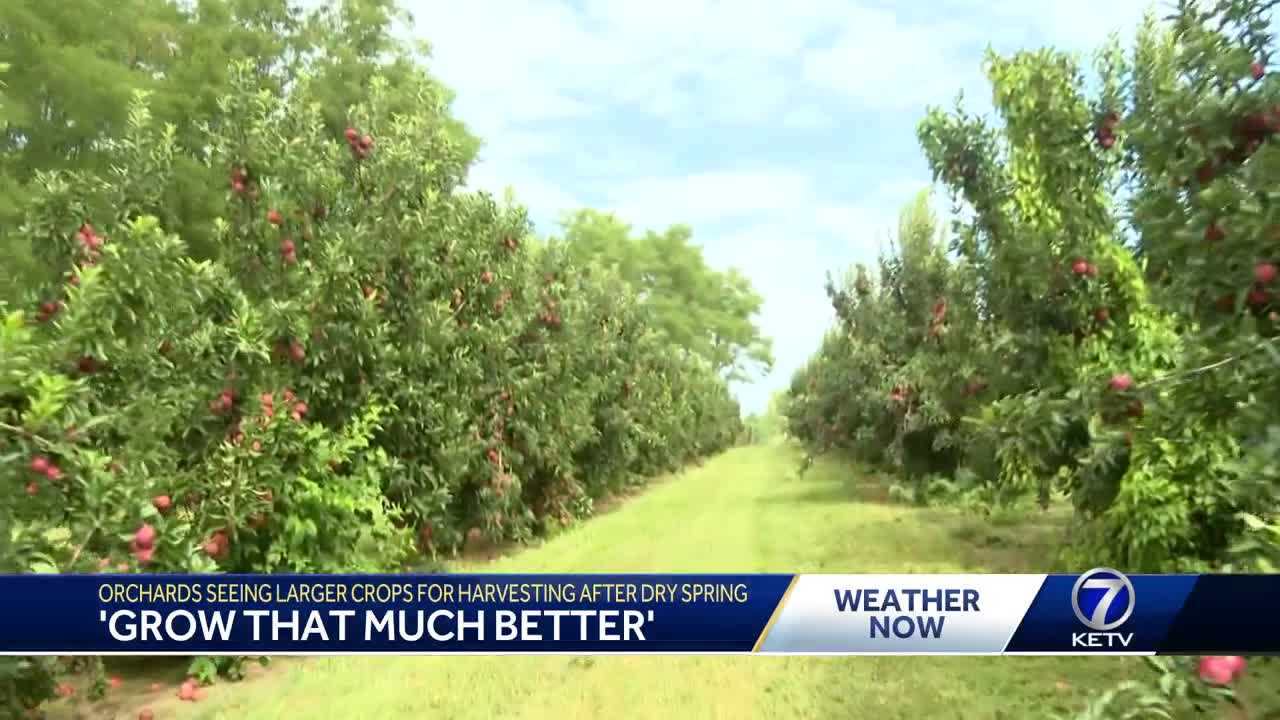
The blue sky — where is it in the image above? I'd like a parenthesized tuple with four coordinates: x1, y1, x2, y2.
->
(399, 0, 1161, 414)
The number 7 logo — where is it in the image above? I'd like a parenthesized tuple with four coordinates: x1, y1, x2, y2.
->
(1071, 569, 1136, 631)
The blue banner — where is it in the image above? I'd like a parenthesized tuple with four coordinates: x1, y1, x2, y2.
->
(0, 570, 1277, 655)
(0, 574, 793, 654)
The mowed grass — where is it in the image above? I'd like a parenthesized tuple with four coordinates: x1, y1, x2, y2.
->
(55, 442, 1141, 720)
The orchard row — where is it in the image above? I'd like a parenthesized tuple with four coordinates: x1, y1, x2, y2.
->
(785, 0, 1280, 574)
(0, 63, 744, 707)
(0, 1, 765, 711)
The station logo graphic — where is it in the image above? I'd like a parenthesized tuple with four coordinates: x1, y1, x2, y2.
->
(1070, 567, 1136, 649)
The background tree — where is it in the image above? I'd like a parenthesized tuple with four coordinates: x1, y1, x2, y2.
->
(557, 209, 774, 381)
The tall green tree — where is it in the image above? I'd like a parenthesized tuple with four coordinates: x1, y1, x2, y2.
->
(556, 209, 774, 381)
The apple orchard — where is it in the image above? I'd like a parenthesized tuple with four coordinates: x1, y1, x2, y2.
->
(781, 1, 1279, 714)
(2, 0, 1280, 717)
(0, 52, 745, 711)
(786, 0, 1280, 577)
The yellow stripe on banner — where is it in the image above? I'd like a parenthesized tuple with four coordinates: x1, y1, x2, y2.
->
(752, 575, 799, 653)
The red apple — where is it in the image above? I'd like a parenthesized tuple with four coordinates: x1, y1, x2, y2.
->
(1196, 161, 1216, 184)
(1071, 259, 1090, 276)
(203, 531, 229, 558)
(30, 456, 50, 474)
(1094, 308, 1110, 323)
(1107, 373, 1134, 392)
(152, 495, 172, 513)
(134, 524, 157, 550)
(344, 127, 359, 142)
(481, 270, 494, 284)
(1204, 223, 1225, 242)
(267, 209, 283, 226)
(26, 482, 39, 496)
(1221, 655, 1246, 676)
(1255, 262, 1277, 285)
(37, 300, 60, 322)
(139, 710, 155, 720)
(44, 464, 62, 480)
(1198, 656, 1244, 685)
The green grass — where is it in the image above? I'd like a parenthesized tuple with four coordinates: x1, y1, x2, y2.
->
(52, 442, 1143, 720)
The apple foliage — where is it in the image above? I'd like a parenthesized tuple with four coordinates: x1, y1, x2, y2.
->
(0, 58, 743, 715)
(0, 0, 481, 299)
(786, 1, 1280, 713)
(787, 1, 1279, 573)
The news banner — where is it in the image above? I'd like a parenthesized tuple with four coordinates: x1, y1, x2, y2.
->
(1, 569, 1276, 655)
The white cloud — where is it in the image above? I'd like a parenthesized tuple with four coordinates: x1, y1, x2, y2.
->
(409, 0, 1159, 132)
(571, 146, 662, 178)
(979, 0, 1157, 50)
(398, 0, 1166, 413)
(781, 106, 834, 128)
(405, 0, 841, 125)
(800, 7, 985, 110)
(605, 171, 816, 229)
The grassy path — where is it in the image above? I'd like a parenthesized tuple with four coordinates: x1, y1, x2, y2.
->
(67, 443, 1137, 719)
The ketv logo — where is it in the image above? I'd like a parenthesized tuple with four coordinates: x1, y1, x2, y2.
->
(1070, 568, 1136, 649)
